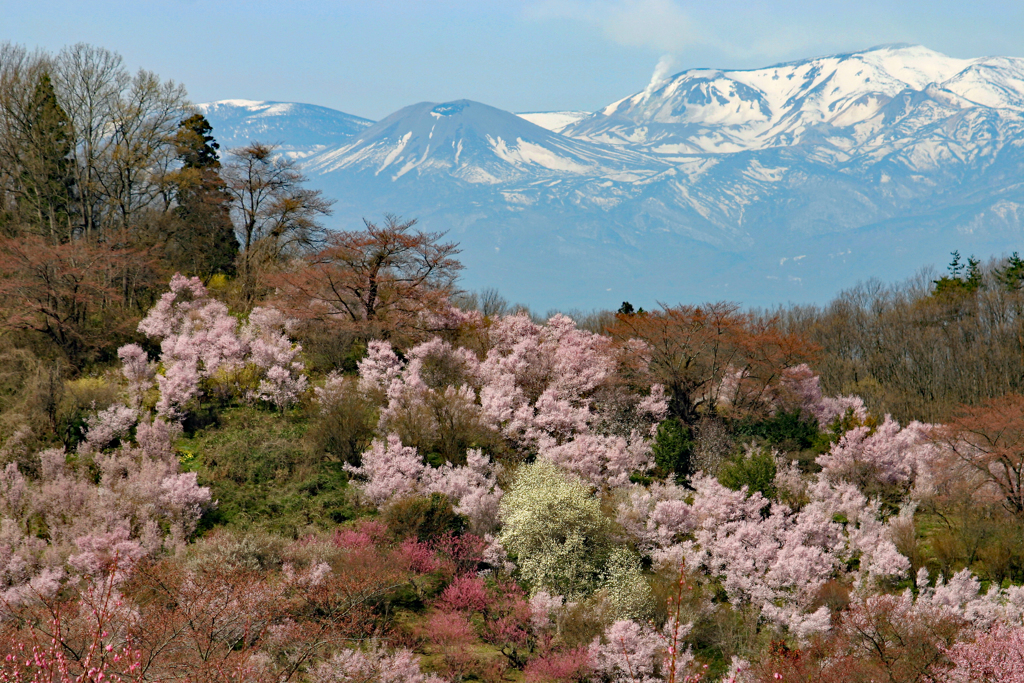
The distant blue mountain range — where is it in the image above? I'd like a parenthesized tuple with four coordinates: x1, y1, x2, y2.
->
(199, 45, 1024, 312)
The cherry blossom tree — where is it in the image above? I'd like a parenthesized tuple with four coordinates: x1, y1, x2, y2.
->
(943, 623, 1024, 683)
(610, 303, 814, 424)
(816, 415, 935, 499)
(344, 435, 503, 534)
(131, 273, 308, 416)
(354, 314, 667, 489)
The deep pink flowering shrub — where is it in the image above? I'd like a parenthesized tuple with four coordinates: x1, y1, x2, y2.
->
(523, 647, 591, 682)
(436, 574, 490, 613)
(0, 575, 146, 683)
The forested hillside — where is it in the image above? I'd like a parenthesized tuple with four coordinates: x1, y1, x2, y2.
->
(4, 43, 1024, 683)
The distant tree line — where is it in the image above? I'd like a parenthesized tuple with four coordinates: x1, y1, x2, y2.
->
(780, 251, 1024, 423)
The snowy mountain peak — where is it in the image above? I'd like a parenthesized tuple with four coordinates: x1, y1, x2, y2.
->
(196, 99, 374, 157)
(516, 110, 592, 132)
(200, 45, 1024, 313)
(306, 99, 657, 184)
(579, 45, 1024, 155)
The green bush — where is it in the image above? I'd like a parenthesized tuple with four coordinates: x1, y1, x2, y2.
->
(733, 409, 820, 452)
(718, 447, 777, 501)
(180, 406, 353, 536)
(383, 492, 466, 541)
(651, 417, 695, 481)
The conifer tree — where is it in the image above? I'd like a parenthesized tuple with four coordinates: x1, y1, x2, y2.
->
(996, 252, 1024, 292)
(162, 113, 239, 280)
(19, 71, 75, 242)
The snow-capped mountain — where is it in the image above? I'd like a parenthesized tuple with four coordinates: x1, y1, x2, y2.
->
(197, 99, 373, 158)
(198, 45, 1024, 312)
(305, 100, 660, 185)
(571, 45, 1024, 155)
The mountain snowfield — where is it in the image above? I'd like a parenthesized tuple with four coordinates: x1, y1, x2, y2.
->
(200, 45, 1024, 311)
(196, 99, 373, 158)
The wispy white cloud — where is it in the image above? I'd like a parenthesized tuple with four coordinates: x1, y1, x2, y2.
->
(526, 0, 703, 54)
(523, 0, 927, 67)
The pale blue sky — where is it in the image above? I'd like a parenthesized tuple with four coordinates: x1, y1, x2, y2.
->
(3, 0, 1022, 120)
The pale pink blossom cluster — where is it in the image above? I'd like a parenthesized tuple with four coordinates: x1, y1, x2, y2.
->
(240, 307, 309, 408)
(313, 371, 349, 411)
(588, 618, 696, 683)
(421, 302, 485, 331)
(345, 435, 503, 534)
(777, 364, 868, 427)
(909, 566, 1024, 630)
(138, 274, 246, 417)
(311, 647, 448, 683)
(718, 363, 867, 427)
(542, 433, 655, 488)
(354, 314, 667, 489)
(816, 415, 936, 489)
(130, 274, 309, 416)
(617, 469, 917, 638)
(478, 314, 619, 446)
(374, 337, 485, 443)
(528, 590, 564, 631)
(356, 339, 405, 397)
(118, 343, 156, 408)
(81, 404, 138, 451)
(0, 411, 212, 606)
(943, 623, 1024, 683)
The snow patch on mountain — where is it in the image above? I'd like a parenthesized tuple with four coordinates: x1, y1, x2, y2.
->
(197, 100, 373, 157)
(516, 111, 592, 132)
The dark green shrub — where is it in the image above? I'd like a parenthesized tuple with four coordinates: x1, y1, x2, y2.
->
(384, 492, 466, 542)
(733, 409, 820, 452)
(651, 417, 695, 481)
(718, 448, 777, 501)
(181, 406, 353, 536)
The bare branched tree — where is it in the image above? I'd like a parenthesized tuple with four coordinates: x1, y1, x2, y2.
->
(221, 142, 333, 304)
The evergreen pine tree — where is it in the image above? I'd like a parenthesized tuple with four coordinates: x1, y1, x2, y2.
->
(19, 71, 76, 242)
(996, 252, 1024, 292)
(163, 113, 239, 280)
(651, 417, 695, 481)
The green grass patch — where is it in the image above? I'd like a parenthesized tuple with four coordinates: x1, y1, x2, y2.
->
(177, 405, 355, 537)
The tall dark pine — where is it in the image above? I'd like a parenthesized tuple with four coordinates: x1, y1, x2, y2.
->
(20, 72, 76, 242)
(165, 113, 239, 280)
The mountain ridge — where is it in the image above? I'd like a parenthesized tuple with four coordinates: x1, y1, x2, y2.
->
(197, 44, 1024, 312)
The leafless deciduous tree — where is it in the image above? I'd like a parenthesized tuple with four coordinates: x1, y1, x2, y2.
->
(221, 142, 333, 304)
(270, 214, 462, 339)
